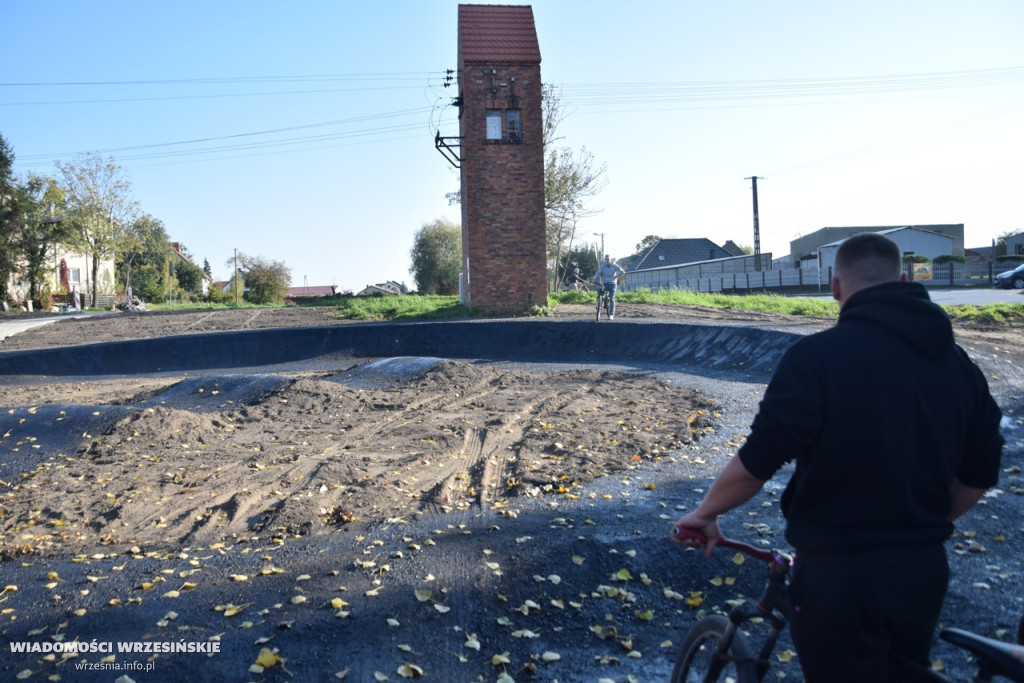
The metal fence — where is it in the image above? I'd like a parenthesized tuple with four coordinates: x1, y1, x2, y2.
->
(623, 260, 1022, 295)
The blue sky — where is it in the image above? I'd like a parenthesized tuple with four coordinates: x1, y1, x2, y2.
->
(3, 1, 1022, 289)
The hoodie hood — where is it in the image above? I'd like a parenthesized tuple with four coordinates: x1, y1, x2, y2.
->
(839, 281, 953, 358)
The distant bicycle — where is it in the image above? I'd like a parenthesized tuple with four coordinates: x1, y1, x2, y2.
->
(669, 527, 1024, 683)
(561, 279, 590, 292)
(595, 286, 611, 321)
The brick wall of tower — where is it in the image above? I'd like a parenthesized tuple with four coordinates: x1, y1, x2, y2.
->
(457, 61, 547, 313)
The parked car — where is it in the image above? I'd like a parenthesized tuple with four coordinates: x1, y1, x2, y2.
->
(995, 263, 1024, 289)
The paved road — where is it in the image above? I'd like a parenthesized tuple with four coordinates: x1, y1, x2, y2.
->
(795, 287, 1024, 306)
(0, 312, 104, 342)
(0, 316, 59, 341)
(924, 287, 1024, 305)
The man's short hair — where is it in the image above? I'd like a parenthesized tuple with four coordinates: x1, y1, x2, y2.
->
(835, 233, 902, 285)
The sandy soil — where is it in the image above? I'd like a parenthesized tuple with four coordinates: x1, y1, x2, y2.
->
(0, 360, 714, 559)
(0, 303, 1020, 682)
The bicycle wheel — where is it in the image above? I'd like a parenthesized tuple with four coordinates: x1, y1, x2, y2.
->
(596, 292, 604, 321)
(671, 614, 759, 683)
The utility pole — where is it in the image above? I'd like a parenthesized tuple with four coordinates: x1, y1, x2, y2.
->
(593, 232, 606, 260)
(745, 176, 763, 271)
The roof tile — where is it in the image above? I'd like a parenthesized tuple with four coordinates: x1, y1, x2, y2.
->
(459, 4, 541, 63)
(629, 239, 733, 271)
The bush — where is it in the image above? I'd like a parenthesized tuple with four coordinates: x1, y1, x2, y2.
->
(206, 286, 229, 304)
(34, 283, 54, 312)
(327, 294, 469, 321)
(548, 290, 594, 305)
(239, 255, 290, 305)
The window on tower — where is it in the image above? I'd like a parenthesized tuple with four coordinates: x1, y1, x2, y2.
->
(506, 109, 521, 142)
(486, 110, 502, 140)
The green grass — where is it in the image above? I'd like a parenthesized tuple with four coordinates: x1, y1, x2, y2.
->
(145, 289, 1022, 326)
(549, 289, 840, 317)
(147, 301, 269, 312)
(944, 302, 1024, 325)
(551, 288, 1023, 325)
(325, 295, 469, 321)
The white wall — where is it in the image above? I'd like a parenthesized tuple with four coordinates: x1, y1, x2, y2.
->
(818, 229, 954, 276)
(50, 247, 115, 295)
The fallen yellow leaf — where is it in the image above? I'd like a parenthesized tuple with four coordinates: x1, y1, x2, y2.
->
(396, 663, 424, 678)
(255, 647, 280, 669)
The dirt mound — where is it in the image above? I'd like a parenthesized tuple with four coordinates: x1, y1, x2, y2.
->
(1, 361, 713, 559)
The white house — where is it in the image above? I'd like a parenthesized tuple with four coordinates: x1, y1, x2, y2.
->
(817, 227, 954, 281)
(1006, 232, 1024, 257)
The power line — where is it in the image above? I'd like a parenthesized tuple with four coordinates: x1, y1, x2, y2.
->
(0, 71, 447, 106)
(9, 66, 1020, 169)
(5, 66, 1019, 108)
(0, 71, 444, 87)
(0, 86, 439, 107)
(14, 107, 433, 162)
(558, 66, 1024, 109)
(111, 123, 427, 163)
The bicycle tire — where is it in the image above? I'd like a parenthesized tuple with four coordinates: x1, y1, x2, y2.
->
(596, 291, 604, 321)
(671, 614, 759, 683)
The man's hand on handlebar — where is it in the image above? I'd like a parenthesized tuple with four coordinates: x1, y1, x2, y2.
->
(671, 513, 723, 559)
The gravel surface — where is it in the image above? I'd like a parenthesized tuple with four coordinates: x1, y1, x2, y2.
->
(0, 303, 1020, 682)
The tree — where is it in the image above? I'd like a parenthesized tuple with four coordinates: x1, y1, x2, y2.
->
(542, 86, 607, 291)
(995, 230, 1023, 257)
(165, 242, 205, 299)
(224, 269, 245, 305)
(410, 218, 461, 295)
(18, 173, 71, 308)
(118, 213, 171, 302)
(559, 244, 599, 285)
(133, 262, 168, 303)
(55, 152, 137, 307)
(0, 135, 21, 304)
(634, 235, 661, 256)
(234, 252, 291, 305)
(175, 258, 206, 298)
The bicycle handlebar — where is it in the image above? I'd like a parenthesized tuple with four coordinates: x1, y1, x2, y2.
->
(671, 525, 777, 563)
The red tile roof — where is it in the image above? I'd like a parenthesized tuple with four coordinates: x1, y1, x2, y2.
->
(287, 285, 336, 297)
(459, 4, 541, 64)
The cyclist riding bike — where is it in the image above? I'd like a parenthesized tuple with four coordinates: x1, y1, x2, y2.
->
(564, 260, 588, 290)
(593, 254, 625, 319)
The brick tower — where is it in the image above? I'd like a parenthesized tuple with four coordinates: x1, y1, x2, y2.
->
(456, 4, 547, 313)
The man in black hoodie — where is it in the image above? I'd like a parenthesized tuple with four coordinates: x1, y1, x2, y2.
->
(673, 232, 1004, 681)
